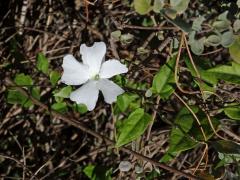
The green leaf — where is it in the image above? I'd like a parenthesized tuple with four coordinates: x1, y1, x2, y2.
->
(192, 16, 205, 32)
(111, 30, 121, 41)
(120, 33, 134, 45)
(73, 104, 88, 114)
(142, 17, 154, 27)
(31, 87, 41, 100)
(50, 71, 60, 86)
(168, 127, 198, 153)
(83, 165, 95, 179)
(54, 86, 72, 98)
(37, 52, 49, 74)
(164, 8, 177, 19)
(212, 20, 230, 32)
(145, 89, 153, 97)
(160, 152, 177, 162)
(51, 102, 68, 113)
(218, 11, 228, 21)
(229, 36, 240, 64)
(221, 31, 235, 48)
(159, 85, 175, 99)
(134, 0, 152, 15)
(204, 34, 221, 47)
(153, 0, 164, 13)
(175, 106, 198, 133)
(216, 152, 240, 169)
(184, 56, 218, 85)
(173, 37, 179, 49)
(170, 0, 190, 14)
(184, 56, 218, 99)
(116, 108, 152, 147)
(117, 93, 138, 112)
(185, 56, 240, 85)
(189, 116, 219, 141)
(217, 152, 240, 166)
(212, 12, 230, 32)
(211, 140, 240, 154)
(7, 90, 32, 107)
(207, 61, 240, 84)
(224, 106, 240, 120)
(152, 56, 176, 97)
(189, 38, 205, 55)
(83, 165, 112, 180)
(14, 73, 33, 86)
(166, 106, 199, 154)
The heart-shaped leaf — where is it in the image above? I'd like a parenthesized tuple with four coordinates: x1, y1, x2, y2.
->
(116, 108, 152, 147)
(152, 56, 176, 97)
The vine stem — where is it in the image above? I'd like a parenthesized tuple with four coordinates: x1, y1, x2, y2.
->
(174, 33, 199, 95)
(5, 77, 199, 180)
(193, 143, 208, 174)
(173, 92, 207, 141)
(183, 33, 229, 142)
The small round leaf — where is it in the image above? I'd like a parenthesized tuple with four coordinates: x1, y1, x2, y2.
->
(170, 0, 190, 14)
(190, 38, 204, 55)
(153, 0, 164, 13)
(221, 31, 235, 47)
(134, 0, 152, 15)
(119, 161, 132, 172)
(205, 34, 221, 47)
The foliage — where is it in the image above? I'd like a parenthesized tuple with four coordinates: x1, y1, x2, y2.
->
(151, 55, 175, 98)
(83, 165, 112, 180)
(3, 0, 240, 179)
(37, 52, 49, 74)
(116, 108, 152, 147)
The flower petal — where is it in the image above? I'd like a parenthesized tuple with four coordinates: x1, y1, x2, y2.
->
(80, 42, 106, 77)
(97, 79, 124, 104)
(99, 59, 128, 79)
(70, 80, 99, 111)
(61, 54, 90, 85)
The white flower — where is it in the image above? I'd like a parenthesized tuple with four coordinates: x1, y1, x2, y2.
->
(61, 42, 128, 111)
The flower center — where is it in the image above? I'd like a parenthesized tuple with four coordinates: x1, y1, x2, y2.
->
(93, 74, 100, 80)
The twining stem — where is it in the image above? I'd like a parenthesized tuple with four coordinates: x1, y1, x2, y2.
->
(174, 33, 199, 95)
(183, 33, 229, 142)
(173, 92, 207, 141)
(193, 143, 208, 174)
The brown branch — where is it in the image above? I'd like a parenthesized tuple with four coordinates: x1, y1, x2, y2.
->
(4, 78, 199, 180)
